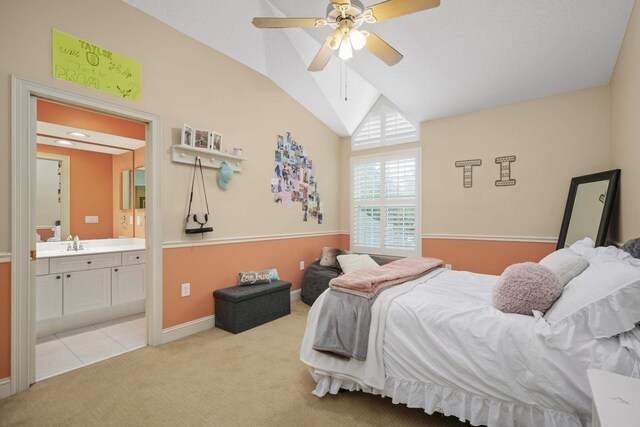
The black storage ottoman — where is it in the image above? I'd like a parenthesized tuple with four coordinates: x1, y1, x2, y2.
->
(213, 280, 292, 334)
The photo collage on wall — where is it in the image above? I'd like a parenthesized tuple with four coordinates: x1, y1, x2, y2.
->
(271, 132, 323, 224)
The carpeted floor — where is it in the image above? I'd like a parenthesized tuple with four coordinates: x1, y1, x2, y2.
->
(0, 301, 467, 426)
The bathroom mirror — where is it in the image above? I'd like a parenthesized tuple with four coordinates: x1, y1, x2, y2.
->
(36, 153, 70, 241)
(134, 167, 146, 209)
(557, 169, 620, 249)
(122, 169, 132, 210)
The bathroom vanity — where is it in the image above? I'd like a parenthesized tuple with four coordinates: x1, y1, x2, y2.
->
(35, 238, 146, 337)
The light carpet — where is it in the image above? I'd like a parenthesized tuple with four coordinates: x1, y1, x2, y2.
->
(0, 301, 467, 426)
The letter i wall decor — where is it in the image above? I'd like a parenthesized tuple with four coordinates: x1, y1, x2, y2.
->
(271, 132, 323, 224)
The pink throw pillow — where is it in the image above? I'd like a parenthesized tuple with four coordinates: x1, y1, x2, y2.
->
(492, 262, 563, 316)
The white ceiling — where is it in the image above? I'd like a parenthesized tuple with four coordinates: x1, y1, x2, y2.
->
(123, 0, 634, 137)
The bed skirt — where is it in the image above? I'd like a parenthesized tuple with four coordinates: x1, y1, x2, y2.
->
(310, 371, 586, 427)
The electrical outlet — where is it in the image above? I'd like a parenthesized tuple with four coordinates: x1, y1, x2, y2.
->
(85, 216, 99, 224)
(181, 283, 190, 297)
(445, 264, 452, 270)
(299, 261, 305, 271)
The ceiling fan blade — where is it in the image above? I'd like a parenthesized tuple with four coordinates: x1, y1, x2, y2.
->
(252, 17, 326, 28)
(365, 0, 440, 23)
(308, 38, 336, 72)
(364, 32, 403, 66)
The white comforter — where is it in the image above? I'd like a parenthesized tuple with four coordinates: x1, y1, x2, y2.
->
(300, 269, 640, 427)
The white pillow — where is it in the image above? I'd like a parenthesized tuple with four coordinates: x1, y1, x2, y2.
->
(337, 254, 379, 274)
(567, 237, 595, 256)
(535, 260, 640, 348)
(539, 249, 589, 286)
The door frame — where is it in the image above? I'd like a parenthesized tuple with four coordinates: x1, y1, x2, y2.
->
(11, 76, 163, 394)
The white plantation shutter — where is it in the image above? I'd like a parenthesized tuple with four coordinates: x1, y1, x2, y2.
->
(351, 149, 421, 256)
(352, 96, 420, 151)
(352, 116, 382, 149)
(384, 112, 418, 144)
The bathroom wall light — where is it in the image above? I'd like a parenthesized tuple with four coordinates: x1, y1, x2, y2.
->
(68, 132, 89, 138)
(56, 140, 76, 146)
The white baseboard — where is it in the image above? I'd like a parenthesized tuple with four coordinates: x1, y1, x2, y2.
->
(160, 289, 303, 344)
(0, 377, 11, 399)
(161, 315, 215, 344)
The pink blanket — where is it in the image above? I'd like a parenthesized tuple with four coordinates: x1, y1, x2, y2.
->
(329, 257, 444, 299)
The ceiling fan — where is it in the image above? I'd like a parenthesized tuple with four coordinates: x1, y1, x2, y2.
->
(252, 0, 440, 72)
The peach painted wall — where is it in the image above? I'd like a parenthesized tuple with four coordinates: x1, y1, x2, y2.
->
(338, 234, 350, 251)
(422, 239, 556, 276)
(0, 262, 10, 379)
(38, 99, 145, 140)
(162, 234, 340, 328)
(38, 145, 113, 239)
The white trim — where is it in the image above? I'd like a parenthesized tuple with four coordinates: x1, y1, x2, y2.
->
(0, 253, 11, 263)
(160, 289, 302, 344)
(0, 378, 11, 400)
(422, 233, 558, 244)
(11, 76, 163, 396)
(161, 315, 215, 344)
(162, 230, 343, 249)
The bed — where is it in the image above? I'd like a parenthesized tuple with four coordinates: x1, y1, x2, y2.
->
(300, 242, 640, 427)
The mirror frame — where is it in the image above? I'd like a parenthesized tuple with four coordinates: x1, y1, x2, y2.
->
(557, 169, 621, 250)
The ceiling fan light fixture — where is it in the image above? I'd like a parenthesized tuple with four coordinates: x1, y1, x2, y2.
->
(349, 28, 367, 50)
(338, 35, 353, 60)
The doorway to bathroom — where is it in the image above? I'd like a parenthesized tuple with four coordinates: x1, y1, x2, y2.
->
(11, 77, 163, 394)
(34, 99, 148, 381)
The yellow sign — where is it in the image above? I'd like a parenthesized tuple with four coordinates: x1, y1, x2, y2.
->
(52, 29, 141, 101)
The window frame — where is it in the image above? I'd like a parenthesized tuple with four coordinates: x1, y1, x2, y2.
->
(350, 147, 422, 257)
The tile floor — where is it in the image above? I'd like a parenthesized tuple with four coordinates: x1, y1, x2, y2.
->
(36, 313, 146, 381)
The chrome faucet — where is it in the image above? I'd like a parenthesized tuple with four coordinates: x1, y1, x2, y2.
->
(72, 236, 83, 251)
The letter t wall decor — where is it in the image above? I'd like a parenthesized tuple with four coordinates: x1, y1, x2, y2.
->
(455, 159, 482, 188)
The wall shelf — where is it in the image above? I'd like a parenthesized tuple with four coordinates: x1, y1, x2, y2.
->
(171, 145, 246, 172)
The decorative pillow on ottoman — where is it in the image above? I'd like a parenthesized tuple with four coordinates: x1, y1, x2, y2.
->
(492, 262, 563, 315)
(319, 247, 350, 268)
(238, 270, 271, 286)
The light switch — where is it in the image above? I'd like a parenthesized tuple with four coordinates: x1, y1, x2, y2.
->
(129, 216, 134, 225)
(136, 216, 141, 225)
(85, 216, 99, 224)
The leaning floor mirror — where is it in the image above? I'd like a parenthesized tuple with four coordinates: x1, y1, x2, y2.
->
(557, 169, 621, 249)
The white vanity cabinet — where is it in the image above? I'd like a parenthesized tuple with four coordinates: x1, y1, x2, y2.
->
(35, 249, 146, 334)
(63, 268, 112, 315)
(35, 273, 63, 321)
(112, 264, 145, 305)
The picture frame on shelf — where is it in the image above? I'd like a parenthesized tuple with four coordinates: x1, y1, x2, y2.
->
(212, 132, 222, 152)
(194, 129, 212, 151)
(181, 124, 194, 147)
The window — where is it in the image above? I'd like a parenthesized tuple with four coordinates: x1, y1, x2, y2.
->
(352, 96, 420, 151)
(351, 149, 421, 257)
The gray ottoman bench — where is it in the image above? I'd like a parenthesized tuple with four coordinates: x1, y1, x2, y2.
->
(213, 280, 292, 334)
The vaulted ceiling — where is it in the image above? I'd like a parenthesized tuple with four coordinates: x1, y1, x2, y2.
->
(123, 0, 634, 137)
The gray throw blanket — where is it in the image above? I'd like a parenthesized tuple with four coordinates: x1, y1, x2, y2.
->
(312, 290, 372, 361)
